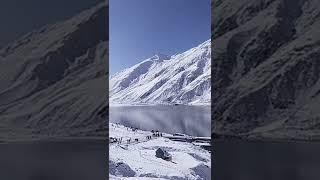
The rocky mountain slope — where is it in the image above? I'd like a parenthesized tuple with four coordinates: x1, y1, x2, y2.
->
(0, 1, 108, 141)
(110, 40, 211, 105)
(212, 0, 320, 140)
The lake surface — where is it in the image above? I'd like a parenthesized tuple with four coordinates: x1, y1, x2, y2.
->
(109, 105, 211, 137)
(213, 141, 320, 180)
(0, 140, 107, 180)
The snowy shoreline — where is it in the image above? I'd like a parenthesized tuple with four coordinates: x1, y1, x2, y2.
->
(109, 103, 211, 107)
(109, 123, 211, 179)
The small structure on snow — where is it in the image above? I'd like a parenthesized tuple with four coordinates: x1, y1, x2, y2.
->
(155, 148, 172, 161)
(173, 133, 185, 137)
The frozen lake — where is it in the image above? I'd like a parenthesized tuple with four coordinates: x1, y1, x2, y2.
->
(109, 105, 211, 137)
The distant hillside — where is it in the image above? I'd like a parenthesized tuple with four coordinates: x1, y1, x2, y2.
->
(0, 2, 108, 141)
(212, 0, 320, 140)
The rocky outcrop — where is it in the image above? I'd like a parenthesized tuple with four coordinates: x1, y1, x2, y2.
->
(212, 0, 320, 140)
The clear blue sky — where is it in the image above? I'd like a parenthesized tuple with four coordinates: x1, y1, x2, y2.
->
(110, 0, 211, 75)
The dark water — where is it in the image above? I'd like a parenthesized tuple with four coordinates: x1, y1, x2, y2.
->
(213, 141, 320, 180)
(109, 105, 211, 137)
(0, 140, 107, 180)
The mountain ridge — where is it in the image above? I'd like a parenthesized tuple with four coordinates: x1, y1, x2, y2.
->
(110, 39, 211, 105)
(212, 0, 320, 140)
(0, 1, 108, 141)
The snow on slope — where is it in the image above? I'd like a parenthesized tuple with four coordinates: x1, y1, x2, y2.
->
(110, 40, 211, 105)
(212, 0, 320, 140)
(109, 123, 211, 179)
(0, 1, 108, 141)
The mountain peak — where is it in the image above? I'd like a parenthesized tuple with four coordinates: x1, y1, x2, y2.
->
(110, 40, 211, 105)
(150, 53, 170, 61)
(197, 39, 211, 49)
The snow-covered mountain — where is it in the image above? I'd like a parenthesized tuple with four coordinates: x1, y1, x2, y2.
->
(0, 1, 108, 141)
(212, 0, 320, 140)
(110, 40, 211, 105)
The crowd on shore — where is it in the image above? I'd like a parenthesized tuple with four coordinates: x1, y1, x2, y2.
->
(110, 126, 163, 145)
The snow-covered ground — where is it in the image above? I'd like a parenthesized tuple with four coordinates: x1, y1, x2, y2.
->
(109, 123, 211, 180)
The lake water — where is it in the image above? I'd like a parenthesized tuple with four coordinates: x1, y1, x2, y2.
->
(109, 105, 211, 137)
(213, 141, 320, 180)
(0, 140, 107, 180)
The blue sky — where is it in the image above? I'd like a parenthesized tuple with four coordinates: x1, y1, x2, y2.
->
(110, 0, 211, 75)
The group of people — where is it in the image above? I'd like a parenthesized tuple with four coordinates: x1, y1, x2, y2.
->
(146, 130, 163, 139)
(110, 129, 164, 145)
(110, 137, 142, 145)
(116, 137, 123, 144)
(151, 130, 163, 137)
(110, 137, 123, 144)
(125, 126, 138, 132)
(114, 137, 139, 144)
